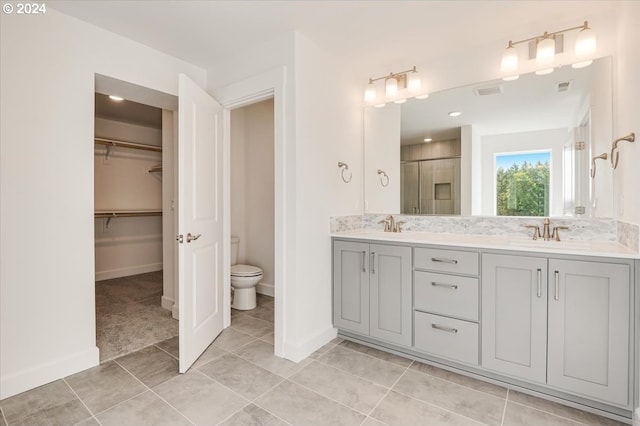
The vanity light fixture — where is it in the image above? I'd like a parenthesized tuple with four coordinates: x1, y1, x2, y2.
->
(423, 138, 433, 142)
(363, 66, 428, 106)
(448, 111, 462, 117)
(500, 21, 596, 79)
(108, 95, 124, 101)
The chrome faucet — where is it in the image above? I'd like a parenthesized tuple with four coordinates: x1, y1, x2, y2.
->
(542, 218, 551, 241)
(378, 215, 405, 232)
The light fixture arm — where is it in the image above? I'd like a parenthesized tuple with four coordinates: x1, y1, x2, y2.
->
(367, 66, 418, 84)
(505, 21, 590, 48)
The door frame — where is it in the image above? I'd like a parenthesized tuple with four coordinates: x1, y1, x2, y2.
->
(213, 66, 287, 357)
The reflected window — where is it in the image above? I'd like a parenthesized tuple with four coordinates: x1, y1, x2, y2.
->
(495, 151, 550, 216)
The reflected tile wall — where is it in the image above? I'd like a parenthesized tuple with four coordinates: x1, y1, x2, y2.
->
(329, 215, 363, 232)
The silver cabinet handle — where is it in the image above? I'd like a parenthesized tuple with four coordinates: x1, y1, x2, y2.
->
(371, 252, 376, 274)
(431, 323, 458, 334)
(431, 257, 458, 265)
(186, 233, 201, 243)
(431, 282, 458, 290)
(536, 268, 542, 298)
(554, 270, 560, 301)
(362, 251, 366, 272)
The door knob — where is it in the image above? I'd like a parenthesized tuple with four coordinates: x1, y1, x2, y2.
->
(186, 233, 202, 243)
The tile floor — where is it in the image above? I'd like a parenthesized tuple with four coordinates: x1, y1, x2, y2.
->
(0, 294, 627, 425)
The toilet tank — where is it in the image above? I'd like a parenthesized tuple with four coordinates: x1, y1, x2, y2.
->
(230, 237, 239, 266)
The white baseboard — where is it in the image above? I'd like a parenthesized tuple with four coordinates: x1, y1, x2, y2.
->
(161, 295, 174, 312)
(256, 282, 274, 297)
(0, 346, 99, 399)
(282, 326, 337, 363)
(95, 263, 162, 281)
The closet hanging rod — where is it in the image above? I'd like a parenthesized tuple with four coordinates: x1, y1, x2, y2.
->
(94, 137, 162, 153)
(94, 210, 163, 219)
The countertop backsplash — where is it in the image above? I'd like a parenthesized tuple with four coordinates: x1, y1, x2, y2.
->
(330, 214, 629, 245)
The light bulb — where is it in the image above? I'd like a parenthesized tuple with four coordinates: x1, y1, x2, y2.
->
(575, 24, 596, 57)
(109, 95, 124, 102)
(500, 44, 518, 74)
(536, 37, 555, 67)
(385, 77, 398, 97)
(364, 83, 377, 103)
(408, 72, 421, 92)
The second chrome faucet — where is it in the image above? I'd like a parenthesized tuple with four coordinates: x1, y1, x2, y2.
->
(379, 215, 405, 233)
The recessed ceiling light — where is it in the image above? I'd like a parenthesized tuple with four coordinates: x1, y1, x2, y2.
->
(423, 138, 433, 142)
(109, 95, 124, 102)
(448, 111, 461, 117)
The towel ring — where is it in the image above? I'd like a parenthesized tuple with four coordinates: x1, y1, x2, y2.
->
(337, 162, 352, 183)
(377, 169, 389, 187)
(610, 132, 635, 169)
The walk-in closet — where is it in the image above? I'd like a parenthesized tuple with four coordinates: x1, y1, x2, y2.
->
(93, 93, 177, 361)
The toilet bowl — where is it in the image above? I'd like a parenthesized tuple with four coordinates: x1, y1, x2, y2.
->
(230, 237, 263, 310)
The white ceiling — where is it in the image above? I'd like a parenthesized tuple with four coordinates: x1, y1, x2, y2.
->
(50, 1, 618, 77)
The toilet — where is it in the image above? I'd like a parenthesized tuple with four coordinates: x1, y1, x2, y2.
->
(230, 236, 263, 310)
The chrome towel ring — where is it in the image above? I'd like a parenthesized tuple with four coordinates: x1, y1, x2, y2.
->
(337, 162, 352, 183)
(377, 169, 389, 187)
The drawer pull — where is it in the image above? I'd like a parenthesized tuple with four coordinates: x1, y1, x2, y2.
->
(536, 268, 542, 298)
(431, 257, 458, 265)
(431, 323, 458, 334)
(362, 251, 366, 272)
(554, 270, 559, 301)
(431, 281, 458, 290)
(371, 252, 376, 274)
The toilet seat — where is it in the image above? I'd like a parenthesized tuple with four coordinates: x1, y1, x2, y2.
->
(231, 264, 263, 277)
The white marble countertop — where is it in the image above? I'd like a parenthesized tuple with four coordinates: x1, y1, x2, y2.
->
(331, 230, 640, 259)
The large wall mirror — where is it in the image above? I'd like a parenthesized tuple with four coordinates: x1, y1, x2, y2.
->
(364, 56, 613, 218)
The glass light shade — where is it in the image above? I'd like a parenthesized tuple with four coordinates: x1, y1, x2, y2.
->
(575, 27, 596, 57)
(385, 77, 398, 97)
(500, 46, 519, 74)
(364, 84, 377, 103)
(408, 72, 421, 92)
(536, 37, 555, 67)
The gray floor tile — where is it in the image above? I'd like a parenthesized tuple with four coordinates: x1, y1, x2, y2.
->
(503, 402, 583, 426)
(0, 380, 91, 426)
(155, 336, 179, 358)
(96, 391, 191, 426)
(361, 417, 389, 426)
(230, 315, 273, 338)
(198, 354, 284, 400)
(65, 361, 146, 414)
(393, 368, 505, 426)
(213, 327, 256, 351)
(410, 361, 507, 398)
(308, 338, 343, 360)
(256, 294, 274, 307)
(233, 340, 299, 377)
(0, 410, 6, 426)
(153, 370, 246, 425)
(259, 332, 275, 345)
(116, 345, 179, 387)
(73, 417, 100, 426)
(245, 305, 274, 323)
(192, 343, 228, 369)
(290, 361, 388, 414)
(318, 345, 406, 387)
(220, 403, 288, 426)
(508, 391, 626, 426)
(338, 340, 412, 368)
(371, 391, 484, 426)
(256, 380, 365, 426)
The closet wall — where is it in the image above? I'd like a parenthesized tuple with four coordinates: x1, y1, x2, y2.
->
(94, 108, 164, 281)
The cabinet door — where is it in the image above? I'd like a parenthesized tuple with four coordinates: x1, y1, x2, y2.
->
(547, 259, 630, 407)
(482, 254, 547, 383)
(369, 244, 412, 346)
(333, 241, 370, 335)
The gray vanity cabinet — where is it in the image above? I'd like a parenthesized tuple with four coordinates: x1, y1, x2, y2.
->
(547, 259, 630, 407)
(482, 254, 631, 407)
(333, 240, 412, 346)
(482, 254, 548, 383)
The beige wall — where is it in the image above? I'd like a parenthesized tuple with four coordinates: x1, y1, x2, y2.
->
(230, 99, 275, 292)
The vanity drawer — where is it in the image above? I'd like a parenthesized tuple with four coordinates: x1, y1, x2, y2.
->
(414, 312, 478, 365)
(414, 247, 478, 276)
(414, 271, 478, 321)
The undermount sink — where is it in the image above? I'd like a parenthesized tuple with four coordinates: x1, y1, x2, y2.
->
(508, 238, 591, 250)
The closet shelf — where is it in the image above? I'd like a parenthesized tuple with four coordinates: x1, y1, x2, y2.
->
(94, 137, 162, 159)
(95, 210, 162, 227)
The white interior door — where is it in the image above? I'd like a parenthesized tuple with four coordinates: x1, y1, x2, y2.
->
(178, 74, 224, 372)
